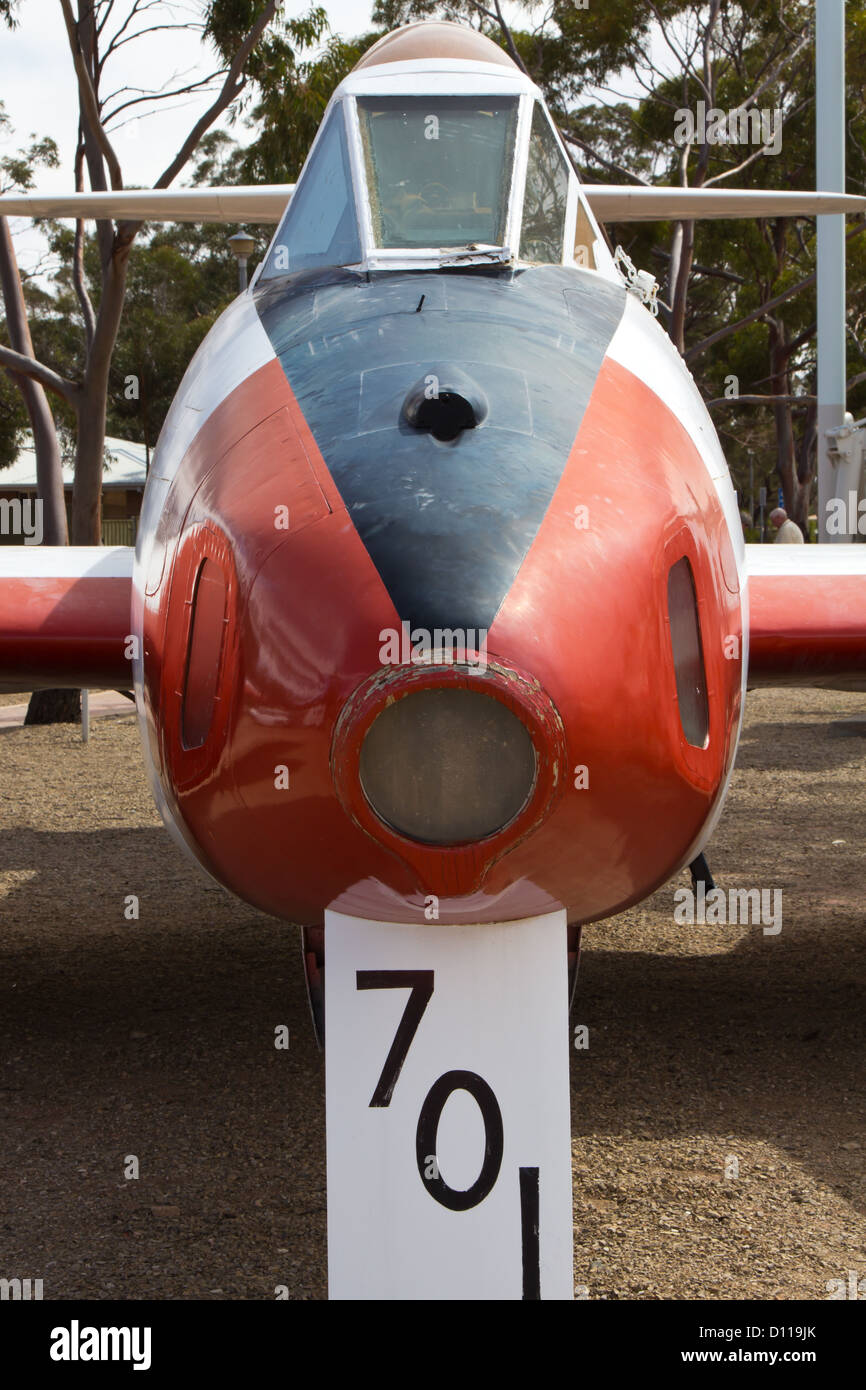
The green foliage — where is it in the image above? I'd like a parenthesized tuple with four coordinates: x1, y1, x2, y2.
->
(0, 338, 28, 469)
(0, 101, 59, 194)
(238, 31, 381, 182)
(204, 0, 329, 109)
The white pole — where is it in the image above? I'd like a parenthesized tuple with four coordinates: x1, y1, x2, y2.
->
(81, 689, 90, 743)
(816, 0, 847, 540)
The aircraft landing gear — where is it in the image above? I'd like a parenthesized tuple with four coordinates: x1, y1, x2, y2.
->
(689, 852, 715, 891)
(301, 925, 325, 1048)
(567, 923, 582, 1010)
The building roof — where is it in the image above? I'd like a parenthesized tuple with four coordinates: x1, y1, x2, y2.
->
(0, 435, 147, 491)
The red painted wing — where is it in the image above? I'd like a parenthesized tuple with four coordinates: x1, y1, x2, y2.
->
(747, 544, 866, 690)
(0, 547, 133, 692)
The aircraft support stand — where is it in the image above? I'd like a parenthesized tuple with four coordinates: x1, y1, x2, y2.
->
(324, 909, 574, 1299)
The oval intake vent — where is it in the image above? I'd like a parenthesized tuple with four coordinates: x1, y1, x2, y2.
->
(402, 369, 488, 442)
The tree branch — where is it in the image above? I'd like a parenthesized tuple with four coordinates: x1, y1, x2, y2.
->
(686, 276, 813, 362)
(101, 70, 223, 126)
(561, 129, 650, 186)
(651, 245, 746, 284)
(466, 0, 528, 73)
(686, 222, 866, 363)
(151, 0, 279, 193)
(72, 131, 96, 352)
(60, 0, 123, 191)
(0, 343, 79, 403)
(104, 19, 202, 62)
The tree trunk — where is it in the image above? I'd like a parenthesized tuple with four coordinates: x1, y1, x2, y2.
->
(669, 219, 695, 353)
(0, 218, 68, 545)
(71, 382, 107, 544)
(25, 689, 81, 724)
(71, 244, 132, 545)
(668, 220, 683, 316)
(1, 217, 77, 723)
(793, 402, 817, 538)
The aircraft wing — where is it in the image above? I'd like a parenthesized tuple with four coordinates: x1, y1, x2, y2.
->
(0, 187, 292, 223)
(0, 186, 862, 225)
(582, 187, 866, 222)
(0, 546, 133, 693)
(747, 543, 866, 690)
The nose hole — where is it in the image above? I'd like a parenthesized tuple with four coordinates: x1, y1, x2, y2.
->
(409, 391, 477, 442)
(402, 372, 488, 442)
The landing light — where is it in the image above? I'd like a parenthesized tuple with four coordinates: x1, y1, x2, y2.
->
(358, 687, 537, 846)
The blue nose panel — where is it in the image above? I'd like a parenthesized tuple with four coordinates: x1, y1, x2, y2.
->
(255, 267, 625, 633)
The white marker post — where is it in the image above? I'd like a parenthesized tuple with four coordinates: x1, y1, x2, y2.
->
(325, 909, 574, 1300)
(816, 0, 847, 540)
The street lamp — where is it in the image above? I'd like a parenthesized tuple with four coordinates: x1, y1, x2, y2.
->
(227, 228, 256, 293)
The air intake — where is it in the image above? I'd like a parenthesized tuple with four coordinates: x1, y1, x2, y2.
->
(402, 369, 488, 442)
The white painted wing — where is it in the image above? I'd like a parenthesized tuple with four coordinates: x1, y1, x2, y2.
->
(0, 186, 293, 223)
(2, 185, 863, 226)
(582, 187, 866, 222)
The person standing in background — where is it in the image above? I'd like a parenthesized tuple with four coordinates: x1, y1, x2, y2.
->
(769, 507, 805, 544)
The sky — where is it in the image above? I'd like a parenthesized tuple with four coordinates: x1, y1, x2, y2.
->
(1, 0, 377, 190)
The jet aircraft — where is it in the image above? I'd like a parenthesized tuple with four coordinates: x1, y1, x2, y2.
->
(2, 20, 865, 1299)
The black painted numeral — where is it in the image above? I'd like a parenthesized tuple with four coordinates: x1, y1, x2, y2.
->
(358, 966, 542, 1292)
(356, 969, 434, 1106)
(416, 1069, 504, 1211)
(519, 1167, 541, 1299)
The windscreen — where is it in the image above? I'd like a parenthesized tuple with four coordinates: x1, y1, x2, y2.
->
(259, 105, 361, 280)
(357, 96, 518, 250)
(520, 102, 569, 264)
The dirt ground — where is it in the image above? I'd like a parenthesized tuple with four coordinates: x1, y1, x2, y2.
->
(0, 689, 863, 1301)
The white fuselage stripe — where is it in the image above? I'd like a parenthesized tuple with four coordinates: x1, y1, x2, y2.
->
(0, 545, 134, 579)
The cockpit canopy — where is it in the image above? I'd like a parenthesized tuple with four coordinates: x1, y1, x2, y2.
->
(358, 96, 517, 251)
(258, 83, 607, 282)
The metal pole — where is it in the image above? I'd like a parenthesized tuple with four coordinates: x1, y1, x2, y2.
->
(816, 0, 847, 540)
(81, 689, 90, 743)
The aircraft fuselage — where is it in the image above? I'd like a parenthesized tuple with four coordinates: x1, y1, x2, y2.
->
(133, 263, 745, 927)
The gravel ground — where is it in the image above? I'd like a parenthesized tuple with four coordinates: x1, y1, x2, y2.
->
(0, 690, 863, 1301)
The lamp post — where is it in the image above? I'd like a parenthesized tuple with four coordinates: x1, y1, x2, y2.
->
(227, 229, 256, 293)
